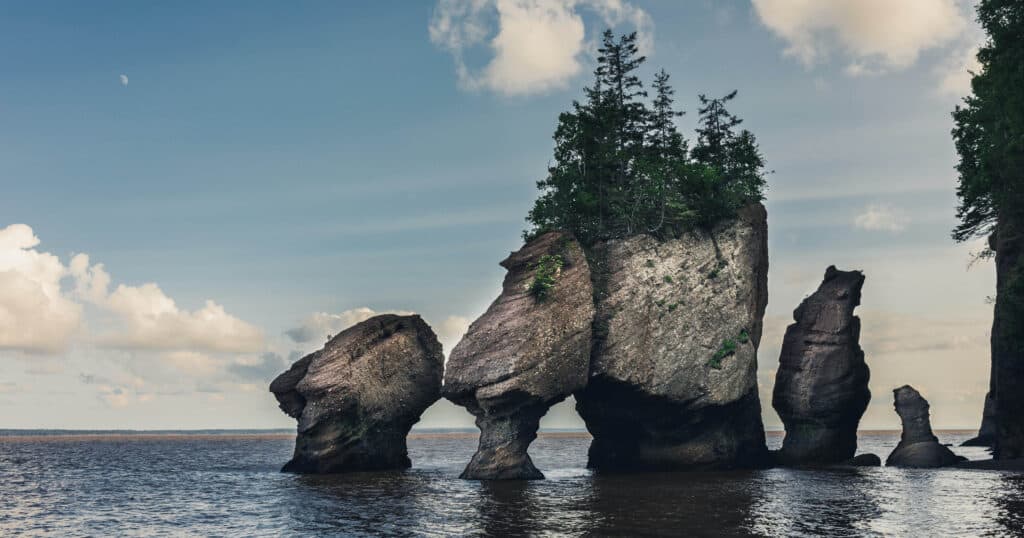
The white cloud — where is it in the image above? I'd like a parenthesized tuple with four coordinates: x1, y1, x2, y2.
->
(285, 307, 414, 344)
(854, 204, 911, 232)
(430, 0, 653, 96)
(96, 284, 263, 353)
(436, 315, 471, 356)
(0, 224, 83, 353)
(0, 223, 262, 356)
(286, 308, 470, 359)
(119, 74, 128, 87)
(936, 43, 982, 98)
(752, 0, 967, 75)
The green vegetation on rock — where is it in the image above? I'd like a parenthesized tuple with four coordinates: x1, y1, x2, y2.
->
(524, 30, 767, 246)
(708, 329, 750, 369)
(529, 254, 564, 302)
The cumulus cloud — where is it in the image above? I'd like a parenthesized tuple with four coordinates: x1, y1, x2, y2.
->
(0, 224, 83, 353)
(284, 307, 414, 344)
(119, 74, 128, 87)
(286, 308, 470, 356)
(227, 351, 295, 383)
(936, 43, 982, 98)
(436, 315, 471, 356)
(752, 0, 967, 75)
(95, 285, 263, 353)
(430, 0, 653, 96)
(854, 204, 910, 232)
(0, 223, 262, 357)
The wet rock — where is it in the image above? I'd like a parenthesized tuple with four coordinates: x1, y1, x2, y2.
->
(270, 314, 443, 473)
(849, 453, 881, 467)
(886, 385, 965, 468)
(443, 231, 594, 480)
(771, 266, 870, 465)
(577, 204, 770, 471)
(961, 391, 997, 447)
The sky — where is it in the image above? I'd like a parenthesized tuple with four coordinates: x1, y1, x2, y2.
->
(0, 0, 995, 431)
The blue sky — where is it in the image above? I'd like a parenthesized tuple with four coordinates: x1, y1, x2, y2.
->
(0, 0, 995, 430)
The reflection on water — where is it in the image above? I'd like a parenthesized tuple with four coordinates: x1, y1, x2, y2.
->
(0, 431, 1021, 536)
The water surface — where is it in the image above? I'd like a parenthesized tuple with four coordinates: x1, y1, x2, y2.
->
(1, 430, 1021, 536)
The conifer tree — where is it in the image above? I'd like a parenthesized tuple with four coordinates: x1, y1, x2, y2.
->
(526, 30, 767, 244)
(952, 0, 1024, 459)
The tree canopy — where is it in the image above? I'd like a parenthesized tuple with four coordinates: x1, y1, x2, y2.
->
(952, 0, 1024, 243)
(526, 30, 767, 244)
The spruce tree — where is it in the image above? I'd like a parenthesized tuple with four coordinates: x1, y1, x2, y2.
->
(525, 30, 767, 244)
(952, 0, 1024, 459)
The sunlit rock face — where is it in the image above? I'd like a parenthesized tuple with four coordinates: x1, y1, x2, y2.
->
(443, 231, 594, 480)
(886, 385, 965, 468)
(772, 266, 871, 466)
(270, 314, 443, 473)
(577, 204, 770, 471)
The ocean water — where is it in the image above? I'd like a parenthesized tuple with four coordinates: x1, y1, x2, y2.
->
(1, 430, 1021, 537)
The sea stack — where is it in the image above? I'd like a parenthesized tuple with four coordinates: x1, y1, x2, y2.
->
(270, 314, 443, 473)
(772, 266, 871, 465)
(443, 231, 594, 480)
(577, 203, 770, 471)
(886, 385, 965, 468)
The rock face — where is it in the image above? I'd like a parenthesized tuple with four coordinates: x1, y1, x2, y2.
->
(886, 385, 965, 468)
(989, 222, 1024, 459)
(443, 231, 594, 480)
(962, 391, 997, 447)
(270, 314, 443, 473)
(577, 204, 770, 471)
(771, 266, 870, 465)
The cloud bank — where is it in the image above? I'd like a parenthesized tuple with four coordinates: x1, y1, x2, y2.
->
(0, 223, 263, 356)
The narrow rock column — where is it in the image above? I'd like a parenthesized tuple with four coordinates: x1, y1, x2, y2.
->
(886, 385, 965, 468)
(461, 411, 545, 480)
(771, 266, 871, 465)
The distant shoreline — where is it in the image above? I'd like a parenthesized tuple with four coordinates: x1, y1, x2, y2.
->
(0, 428, 980, 443)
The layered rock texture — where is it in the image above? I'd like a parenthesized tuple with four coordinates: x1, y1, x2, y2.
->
(270, 314, 443, 473)
(772, 266, 871, 465)
(443, 231, 594, 480)
(886, 385, 965, 468)
(577, 204, 770, 471)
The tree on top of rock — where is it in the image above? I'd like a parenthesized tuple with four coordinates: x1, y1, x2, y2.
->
(525, 30, 768, 245)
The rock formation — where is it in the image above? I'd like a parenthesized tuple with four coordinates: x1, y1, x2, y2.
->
(886, 385, 965, 468)
(576, 204, 770, 471)
(443, 231, 594, 480)
(988, 223, 1024, 459)
(270, 314, 443, 473)
(962, 391, 997, 447)
(771, 266, 871, 465)
(849, 453, 881, 467)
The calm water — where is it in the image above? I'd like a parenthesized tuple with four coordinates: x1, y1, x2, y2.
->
(1, 430, 1021, 537)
